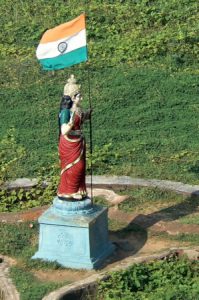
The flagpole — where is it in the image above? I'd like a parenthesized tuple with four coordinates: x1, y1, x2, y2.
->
(85, 32, 93, 205)
(87, 63, 93, 204)
(83, 6, 93, 204)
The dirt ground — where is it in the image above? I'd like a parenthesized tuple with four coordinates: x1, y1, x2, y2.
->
(1, 188, 199, 283)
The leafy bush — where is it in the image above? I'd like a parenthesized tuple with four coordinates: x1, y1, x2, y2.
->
(97, 256, 199, 300)
(87, 142, 122, 174)
(0, 175, 59, 212)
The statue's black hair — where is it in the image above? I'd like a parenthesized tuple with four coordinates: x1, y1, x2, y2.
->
(59, 95, 73, 111)
(58, 95, 73, 138)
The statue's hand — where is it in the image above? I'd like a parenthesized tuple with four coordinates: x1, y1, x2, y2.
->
(84, 109, 92, 120)
(88, 108, 92, 117)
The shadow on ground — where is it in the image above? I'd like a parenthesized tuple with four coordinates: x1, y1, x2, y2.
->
(101, 194, 199, 268)
(133, 194, 199, 228)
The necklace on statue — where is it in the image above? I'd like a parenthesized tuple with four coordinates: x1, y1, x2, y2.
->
(74, 107, 83, 118)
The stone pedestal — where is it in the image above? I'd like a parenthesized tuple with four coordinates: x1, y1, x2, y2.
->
(32, 197, 115, 269)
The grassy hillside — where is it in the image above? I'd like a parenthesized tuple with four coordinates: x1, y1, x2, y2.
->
(0, 0, 199, 183)
(1, 0, 199, 69)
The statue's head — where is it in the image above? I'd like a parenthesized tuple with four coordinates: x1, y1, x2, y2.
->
(64, 74, 81, 99)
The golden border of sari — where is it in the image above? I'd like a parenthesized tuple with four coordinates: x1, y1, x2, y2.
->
(64, 135, 82, 143)
(60, 139, 85, 175)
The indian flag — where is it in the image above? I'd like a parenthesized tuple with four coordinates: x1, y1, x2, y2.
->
(36, 14, 88, 70)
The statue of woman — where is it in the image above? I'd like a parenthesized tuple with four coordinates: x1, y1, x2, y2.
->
(57, 75, 91, 200)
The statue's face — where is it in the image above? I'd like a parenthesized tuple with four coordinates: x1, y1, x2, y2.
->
(73, 93, 82, 105)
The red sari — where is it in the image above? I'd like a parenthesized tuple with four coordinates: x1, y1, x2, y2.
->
(57, 113, 87, 199)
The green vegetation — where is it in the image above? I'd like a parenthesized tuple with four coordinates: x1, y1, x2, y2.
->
(168, 233, 199, 245)
(0, 222, 67, 300)
(1, 67, 199, 184)
(0, 222, 62, 269)
(1, 5, 199, 297)
(0, 0, 199, 184)
(1, 0, 199, 69)
(179, 214, 199, 225)
(118, 186, 185, 213)
(10, 267, 63, 300)
(0, 172, 59, 212)
(93, 196, 110, 207)
(0, 222, 37, 257)
(0, 128, 26, 184)
(150, 231, 199, 247)
(97, 256, 199, 300)
(118, 187, 199, 229)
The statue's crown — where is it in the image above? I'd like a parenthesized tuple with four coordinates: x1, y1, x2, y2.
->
(64, 74, 81, 98)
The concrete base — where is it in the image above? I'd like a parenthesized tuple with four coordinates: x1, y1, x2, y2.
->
(32, 198, 115, 269)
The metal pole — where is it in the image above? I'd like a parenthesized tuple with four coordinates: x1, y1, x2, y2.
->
(87, 65, 93, 204)
(84, 4, 94, 204)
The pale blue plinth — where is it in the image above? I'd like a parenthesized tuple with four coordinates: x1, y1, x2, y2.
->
(32, 197, 115, 269)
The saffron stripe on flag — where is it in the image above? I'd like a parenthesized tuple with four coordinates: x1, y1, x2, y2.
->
(38, 46, 88, 70)
(40, 14, 85, 44)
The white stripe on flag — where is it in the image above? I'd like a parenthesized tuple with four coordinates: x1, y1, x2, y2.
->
(36, 29, 86, 60)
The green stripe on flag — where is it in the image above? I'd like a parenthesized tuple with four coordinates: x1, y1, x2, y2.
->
(39, 46, 88, 70)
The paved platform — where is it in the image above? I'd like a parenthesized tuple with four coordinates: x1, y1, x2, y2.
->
(4, 176, 199, 196)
